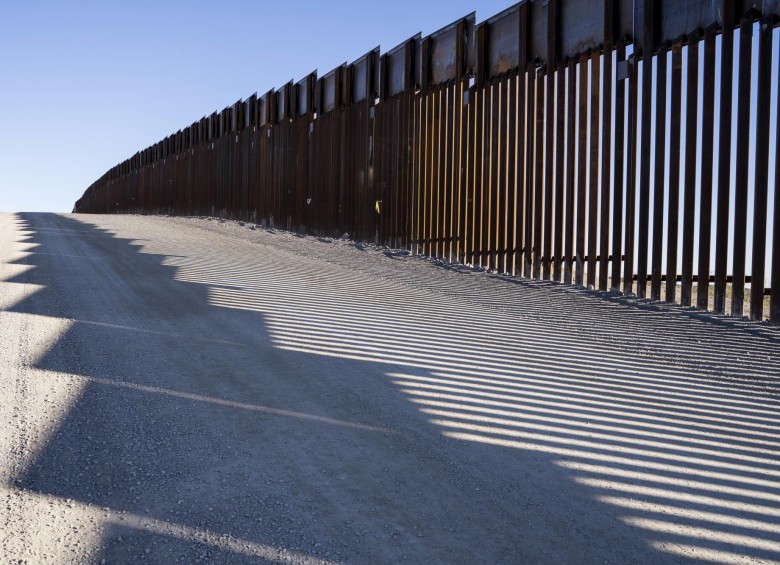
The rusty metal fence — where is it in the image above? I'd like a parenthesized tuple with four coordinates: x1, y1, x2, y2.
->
(74, 0, 780, 324)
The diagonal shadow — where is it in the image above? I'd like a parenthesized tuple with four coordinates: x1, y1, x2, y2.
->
(3, 212, 779, 564)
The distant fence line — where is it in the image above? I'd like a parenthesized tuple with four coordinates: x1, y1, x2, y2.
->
(75, 0, 780, 324)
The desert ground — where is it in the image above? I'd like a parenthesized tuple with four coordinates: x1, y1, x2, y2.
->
(1, 212, 778, 564)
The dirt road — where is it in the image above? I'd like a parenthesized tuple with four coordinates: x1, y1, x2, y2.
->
(1, 212, 779, 564)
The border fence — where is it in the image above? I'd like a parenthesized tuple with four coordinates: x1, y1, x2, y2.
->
(74, 0, 780, 324)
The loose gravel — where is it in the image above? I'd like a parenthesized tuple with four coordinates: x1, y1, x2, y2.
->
(1, 212, 779, 564)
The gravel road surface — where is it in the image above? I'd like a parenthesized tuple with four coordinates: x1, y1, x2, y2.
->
(1, 212, 779, 564)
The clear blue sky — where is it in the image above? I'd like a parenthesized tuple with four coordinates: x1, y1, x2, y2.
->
(0, 0, 515, 213)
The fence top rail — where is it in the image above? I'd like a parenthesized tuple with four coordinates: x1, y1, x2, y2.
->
(383, 33, 421, 99)
(349, 47, 380, 104)
(79, 0, 780, 177)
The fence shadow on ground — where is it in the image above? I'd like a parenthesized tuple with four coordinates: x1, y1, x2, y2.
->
(2, 212, 779, 563)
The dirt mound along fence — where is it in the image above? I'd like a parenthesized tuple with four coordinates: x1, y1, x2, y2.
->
(74, 0, 780, 325)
